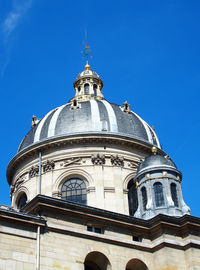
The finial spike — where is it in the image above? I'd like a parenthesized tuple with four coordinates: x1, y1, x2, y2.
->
(85, 61, 90, 70)
(81, 29, 92, 66)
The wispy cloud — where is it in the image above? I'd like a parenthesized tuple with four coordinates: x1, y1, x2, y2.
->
(2, 0, 32, 40)
(0, 0, 33, 77)
(0, 48, 11, 78)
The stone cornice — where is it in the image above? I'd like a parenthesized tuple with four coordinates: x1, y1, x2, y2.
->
(0, 206, 45, 227)
(1, 196, 199, 253)
(23, 195, 200, 242)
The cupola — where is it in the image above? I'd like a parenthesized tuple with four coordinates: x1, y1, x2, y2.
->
(72, 61, 104, 101)
(134, 147, 191, 219)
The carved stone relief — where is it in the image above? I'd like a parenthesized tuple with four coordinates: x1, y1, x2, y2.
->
(10, 174, 28, 197)
(60, 157, 82, 167)
(43, 160, 55, 173)
(128, 160, 141, 169)
(29, 165, 39, 178)
(91, 154, 105, 165)
(110, 155, 124, 167)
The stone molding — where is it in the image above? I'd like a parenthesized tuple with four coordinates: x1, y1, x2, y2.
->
(123, 188, 129, 194)
(104, 187, 115, 193)
(87, 186, 96, 193)
(52, 191, 61, 198)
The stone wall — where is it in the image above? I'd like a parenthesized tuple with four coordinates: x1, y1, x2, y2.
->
(1, 224, 200, 270)
(1, 210, 200, 270)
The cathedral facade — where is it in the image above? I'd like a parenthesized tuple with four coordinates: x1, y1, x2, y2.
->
(0, 63, 200, 270)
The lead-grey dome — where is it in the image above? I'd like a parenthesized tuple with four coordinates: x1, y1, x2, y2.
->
(18, 99, 161, 152)
(136, 153, 179, 178)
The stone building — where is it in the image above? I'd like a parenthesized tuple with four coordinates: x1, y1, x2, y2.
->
(0, 62, 200, 270)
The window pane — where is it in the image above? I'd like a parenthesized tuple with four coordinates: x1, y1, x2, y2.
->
(154, 182, 164, 207)
(94, 227, 102, 234)
(84, 84, 89, 95)
(17, 193, 27, 209)
(77, 189, 81, 195)
(66, 191, 71, 196)
(93, 84, 97, 96)
(141, 187, 147, 210)
(87, 226, 93, 232)
(61, 178, 87, 205)
(70, 179, 76, 184)
(170, 183, 178, 207)
(128, 180, 138, 216)
(82, 189, 87, 195)
(72, 190, 76, 196)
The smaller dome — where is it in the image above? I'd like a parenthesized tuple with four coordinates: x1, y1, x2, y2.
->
(72, 62, 104, 102)
(78, 68, 98, 78)
(136, 152, 180, 178)
(73, 61, 103, 89)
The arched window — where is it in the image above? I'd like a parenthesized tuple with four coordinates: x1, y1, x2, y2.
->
(154, 182, 164, 207)
(170, 183, 178, 207)
(61, 178, 87, 204)
(128, 180, 138, 216)
(17, 193, 27, 209)
(84, 83, 89, 95)
(141, 187, 147, 210)
(78, 86, 81, 92)
(93, 84, 97, 96)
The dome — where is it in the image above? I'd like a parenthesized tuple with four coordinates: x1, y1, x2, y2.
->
(18, 99, 160, 152)
(18, 63, 161, 152)
(136, 151, 180, 178)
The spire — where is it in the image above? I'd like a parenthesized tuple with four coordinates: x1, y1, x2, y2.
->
(72, 41, 103, 102)
(71, 33, 103, 102)
(81, 29, 92, 68)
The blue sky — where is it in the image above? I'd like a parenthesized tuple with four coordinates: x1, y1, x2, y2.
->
(0, 0, 199, 217)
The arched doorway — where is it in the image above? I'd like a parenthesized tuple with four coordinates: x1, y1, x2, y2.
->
(84, 251, 111, 270)
(126, 258, 148, 270)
